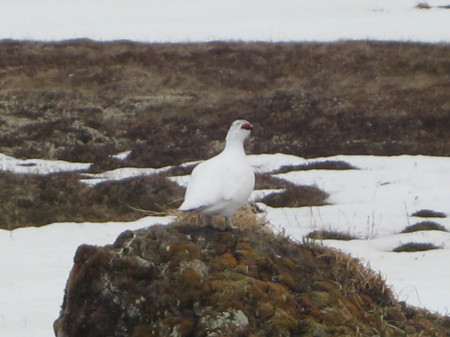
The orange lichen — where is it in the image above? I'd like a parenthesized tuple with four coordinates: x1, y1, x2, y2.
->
(221, 252, 238, 266)
(278, 271, 296, 290)
(257, 302, 275, 319)
(270, 307, 299, 332)
(276, 256, 297, 271)
(180, 268, 202, 285)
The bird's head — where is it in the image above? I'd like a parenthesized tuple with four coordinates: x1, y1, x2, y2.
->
(226, 119, 253, 143)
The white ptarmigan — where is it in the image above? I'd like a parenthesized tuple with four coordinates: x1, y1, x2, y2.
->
(179, 119, 255, 230)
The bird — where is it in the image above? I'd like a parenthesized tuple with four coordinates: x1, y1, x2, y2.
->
(179, 119, 255, 230)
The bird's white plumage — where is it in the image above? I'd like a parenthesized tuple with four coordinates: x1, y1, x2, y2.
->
(179, 120, 255, 229)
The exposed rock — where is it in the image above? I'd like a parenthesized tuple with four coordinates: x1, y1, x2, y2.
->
(54, 224, 450, 337)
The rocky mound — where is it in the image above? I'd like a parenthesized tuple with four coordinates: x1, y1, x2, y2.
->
(54, 224, 450, 337)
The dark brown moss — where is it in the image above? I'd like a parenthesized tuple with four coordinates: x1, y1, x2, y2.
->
(411, 209, 447, 218)
(393, 242, 441, 252)
(0, 171, 183, 229)
(260, 186, 329, 208)
(275, 160, 357, 174)
(401, 221, 448, 233)
(306, 230, 358, 241)
(255, 174, 329, 208)
(1, 41, 450, 169)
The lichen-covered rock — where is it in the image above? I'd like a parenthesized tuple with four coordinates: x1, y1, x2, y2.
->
(54, 224, 450, 337)
(197, 309, 249, 337)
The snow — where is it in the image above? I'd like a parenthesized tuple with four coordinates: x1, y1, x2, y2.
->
(80, 166, 171, 186)
(0, 216, 173, 337)
(2, 151, 450, 336)
(111, 151, 132, 161)
(257, 154, 450, 314)
(248, 153, 308, 174)
(0, 153, 91, 175)
(0, 0, 449, 43)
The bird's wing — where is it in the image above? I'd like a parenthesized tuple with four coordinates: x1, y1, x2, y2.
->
(222, 160, 255, 202)
(179, 157, 229, 211)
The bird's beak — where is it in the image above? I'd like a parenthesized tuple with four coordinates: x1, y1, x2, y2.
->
(241, 123, 253, 131)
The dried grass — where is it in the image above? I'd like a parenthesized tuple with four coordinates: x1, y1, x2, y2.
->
(317, 247, 394, 305)
(173, 204, 272, 234)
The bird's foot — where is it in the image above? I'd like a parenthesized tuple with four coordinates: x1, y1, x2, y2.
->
(203, 223, 236, 231)
(200, 216, 236, 231)
(217, 222, 237, 231)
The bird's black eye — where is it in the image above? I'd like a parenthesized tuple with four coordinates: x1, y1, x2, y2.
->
(241, 123, 253, 130)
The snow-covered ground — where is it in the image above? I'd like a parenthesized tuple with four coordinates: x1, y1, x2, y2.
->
(0, 153, 91, 175)
(0, 0, 449, 42)
(1, 152, 450, 337)
(0, 216, 173, 337)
